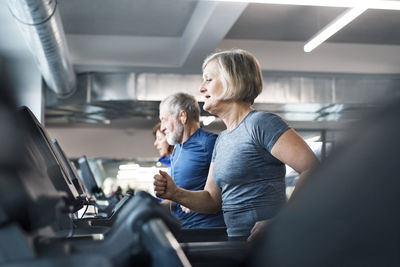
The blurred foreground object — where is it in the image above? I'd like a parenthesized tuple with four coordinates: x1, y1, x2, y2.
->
(254, 97, 400, 266)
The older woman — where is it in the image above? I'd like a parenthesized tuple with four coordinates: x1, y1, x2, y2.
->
(152, 122, 174, 169)
(154, 49, 318, 240)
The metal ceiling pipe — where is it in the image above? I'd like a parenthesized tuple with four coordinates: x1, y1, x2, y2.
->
(8, 0, 77, 98)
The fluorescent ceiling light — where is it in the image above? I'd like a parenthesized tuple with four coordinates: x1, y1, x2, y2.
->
(304, 7, 367, 52)
(209, 0, 400, 10)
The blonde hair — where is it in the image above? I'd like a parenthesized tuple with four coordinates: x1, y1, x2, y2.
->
(202, 49, 263, 104)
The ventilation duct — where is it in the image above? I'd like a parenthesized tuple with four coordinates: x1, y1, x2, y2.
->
(8, 0, 76, 97)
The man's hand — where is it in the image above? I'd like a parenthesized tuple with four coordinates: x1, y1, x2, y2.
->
(153, 170, 178, 200)
(247, 220, 269, 242)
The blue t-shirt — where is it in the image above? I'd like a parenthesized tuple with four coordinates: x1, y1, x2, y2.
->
(171, 128, 225, 228)
(158, 155, 172, 176)
(158, 155, 171, 167)
(212, 110, 290, 237)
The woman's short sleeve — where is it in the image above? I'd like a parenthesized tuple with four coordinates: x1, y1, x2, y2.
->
(250, 112, 290, 152)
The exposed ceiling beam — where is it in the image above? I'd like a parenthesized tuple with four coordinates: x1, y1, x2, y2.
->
(208, 0, 400, 10)
(66, 1, 247, 72)
(67, 34, 182, 69)
(219, 39, 400, 73)
(179, 1, 248, 69)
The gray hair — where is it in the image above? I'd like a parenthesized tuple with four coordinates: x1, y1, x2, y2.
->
(160, 92, 200, 122)
(202, 49, 263, 105)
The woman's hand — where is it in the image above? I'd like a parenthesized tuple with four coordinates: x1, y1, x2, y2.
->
(153, 170, 178, 200)
(180, 205, 191, 213)
(248, 220, 269, 242)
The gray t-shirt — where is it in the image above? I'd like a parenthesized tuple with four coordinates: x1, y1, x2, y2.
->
(212, 110, 290, 236)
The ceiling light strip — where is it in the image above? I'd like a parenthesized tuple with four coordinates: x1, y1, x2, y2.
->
(303, 7, 368, 52)
(209, 0, 400, 10)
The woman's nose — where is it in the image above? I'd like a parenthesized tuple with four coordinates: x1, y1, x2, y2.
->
(160, 123, 166, 132)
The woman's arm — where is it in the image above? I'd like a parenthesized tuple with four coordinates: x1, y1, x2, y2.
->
(153, 163, 222, 214)
(248, 128, 319, 242)
(271, 128, 319, 197)
(159, 200, 177, 212)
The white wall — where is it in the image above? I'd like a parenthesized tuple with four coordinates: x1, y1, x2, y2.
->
(47, 127, 158, 159)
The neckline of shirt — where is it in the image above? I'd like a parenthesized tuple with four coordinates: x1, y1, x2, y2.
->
(223, 110, 256, 135)
(178, 127, 203, 148)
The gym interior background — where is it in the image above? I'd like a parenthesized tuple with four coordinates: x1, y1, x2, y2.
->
(2, 0, 399, 197)
(1, 0, 400, 266)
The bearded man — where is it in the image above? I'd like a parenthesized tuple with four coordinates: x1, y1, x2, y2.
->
(157, 92, 225, 229)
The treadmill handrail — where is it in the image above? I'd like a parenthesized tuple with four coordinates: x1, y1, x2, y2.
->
(141, 218, 192, 267)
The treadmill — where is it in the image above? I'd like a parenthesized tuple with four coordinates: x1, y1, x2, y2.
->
(52, 139, 132, 227)
(18, 107, 132, 234)
(16, 106, 250, 266)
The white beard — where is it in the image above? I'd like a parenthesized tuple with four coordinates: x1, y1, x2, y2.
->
(166, 119, 184, 145)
